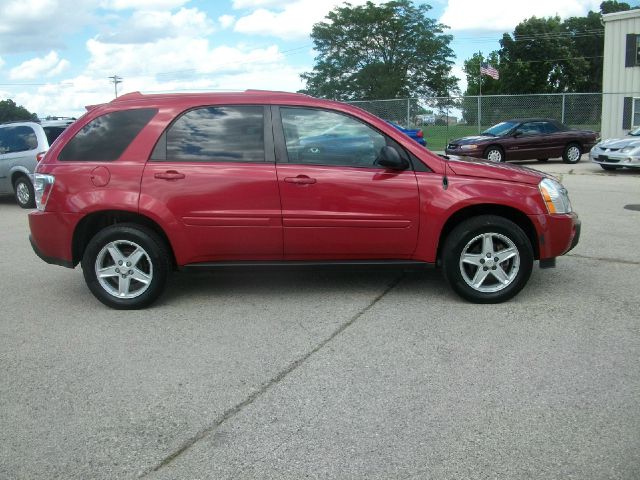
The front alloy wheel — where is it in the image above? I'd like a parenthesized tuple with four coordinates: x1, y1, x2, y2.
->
(562, 144, 581, 164)
(443, 215, 533, 303)
(459, 232, 520, 293)
(82, 224, 170, 309)
(485, 147, 504, 163)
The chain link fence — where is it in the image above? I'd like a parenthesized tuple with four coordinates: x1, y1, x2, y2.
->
(349, 93, 603, 151)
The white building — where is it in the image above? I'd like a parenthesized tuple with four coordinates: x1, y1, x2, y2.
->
(601, 9, 640, 138)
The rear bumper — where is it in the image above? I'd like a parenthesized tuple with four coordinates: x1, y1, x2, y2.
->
(29, 234, 74, 268)
(28, 210, 79, 268)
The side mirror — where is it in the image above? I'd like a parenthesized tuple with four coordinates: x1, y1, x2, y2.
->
(377, 146, 409, 170)
(513, 130, 522, 137)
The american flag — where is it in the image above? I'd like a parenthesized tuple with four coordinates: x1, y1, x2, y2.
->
(480, 62, 499, 80)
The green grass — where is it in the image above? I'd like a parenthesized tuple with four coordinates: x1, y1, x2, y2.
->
(421, 125, 480, 151)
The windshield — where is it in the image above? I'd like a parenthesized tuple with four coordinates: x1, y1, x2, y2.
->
(482, 121, 518, 137)
(629, 127, 640, 136)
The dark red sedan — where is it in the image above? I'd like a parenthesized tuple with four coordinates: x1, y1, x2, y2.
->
(445, 118, 597, 163)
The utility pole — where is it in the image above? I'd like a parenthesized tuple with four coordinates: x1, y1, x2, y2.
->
(108, 75, 123, 98)
(478, 51, 482, 134)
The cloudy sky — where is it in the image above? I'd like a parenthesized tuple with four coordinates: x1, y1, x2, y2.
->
(0, 0, 605, 117)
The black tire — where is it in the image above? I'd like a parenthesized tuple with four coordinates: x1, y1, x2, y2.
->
(13, 175, 35, 209)
(562, 143, 582, 164)
(537, 158, 549, 162)
(484, 146, 505, 163)
(442, 215, 534, 303)
(81, 223, 171, 309)
(600, 165, 618, 171)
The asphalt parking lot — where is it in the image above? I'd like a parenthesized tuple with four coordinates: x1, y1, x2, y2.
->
(1, 159, 639, 479)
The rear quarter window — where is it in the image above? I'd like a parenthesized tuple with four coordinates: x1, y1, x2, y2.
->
(0, 125, 38, 154)
(58, 108, 157, 161)
(43, 126, 67, 146)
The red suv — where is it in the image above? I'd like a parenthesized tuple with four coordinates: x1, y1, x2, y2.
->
(28, 91, 580, 309)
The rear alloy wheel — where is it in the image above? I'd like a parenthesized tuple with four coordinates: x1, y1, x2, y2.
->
(485, 147, 504, 163)
(600, 165, 619, 171)
(81, 224, 170, 309)
(14, 175, 35, 209)
(442, 215, 533, 303)
(562, 143, 582, 164)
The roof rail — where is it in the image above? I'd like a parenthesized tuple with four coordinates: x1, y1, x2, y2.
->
(0, 120, 37, 125)
(111, 91, 145, 102)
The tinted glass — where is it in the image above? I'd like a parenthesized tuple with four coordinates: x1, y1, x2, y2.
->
(0, 125, 37, 154)
(634, 98, 640, 128)
(542, 122, 559, 133)
(163, 106, 264, 162)
(482, 121, 517, 136)
(43, 126, 66, 145)
(280, 108, 386, 167)
(59, 108, 157, 161)
(517, 122, 545, 135)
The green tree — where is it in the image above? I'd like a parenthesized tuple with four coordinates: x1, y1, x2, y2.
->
(463, 52, 501, 96)
(0, 99, 37, 123)
(562, 11, 605, 92)
(600, 1, 632, 14)
(300, 0, 458, 101)
(498, 16, 590, 94)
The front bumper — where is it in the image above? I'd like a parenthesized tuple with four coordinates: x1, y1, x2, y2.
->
(529, 212, 581, 260)
(445, 147, 482, 158)
(590, 149, 640, 168)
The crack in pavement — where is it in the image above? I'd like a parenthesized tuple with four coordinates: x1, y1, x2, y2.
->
(567, 253, 640, 266)
(139, 273, 405, 478)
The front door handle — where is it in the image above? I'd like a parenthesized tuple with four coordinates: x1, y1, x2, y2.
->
(284, 175, 317, 185)
(154, 170, 185, 180)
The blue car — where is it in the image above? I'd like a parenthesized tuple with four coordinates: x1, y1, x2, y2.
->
(386, 121, 427, 147)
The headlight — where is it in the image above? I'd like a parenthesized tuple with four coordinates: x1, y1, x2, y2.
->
(539, 178, 572, 214)
(460, 144, 478, 150)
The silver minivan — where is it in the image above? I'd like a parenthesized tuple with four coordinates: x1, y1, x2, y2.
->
(0, 120, 72, 208)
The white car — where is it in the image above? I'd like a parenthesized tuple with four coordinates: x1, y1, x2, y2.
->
(0, 119, 73, 208)
(590, 127, 640, 171)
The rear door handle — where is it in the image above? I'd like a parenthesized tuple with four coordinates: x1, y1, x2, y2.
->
(284, 175, 317, 185)
(154, 170, 185, 180)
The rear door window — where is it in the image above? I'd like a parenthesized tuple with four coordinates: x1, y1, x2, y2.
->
(152, 105, 265, 163)
(59, 108, 157, 161)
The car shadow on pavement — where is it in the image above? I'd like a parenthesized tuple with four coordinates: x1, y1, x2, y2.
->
(159, 267, 450, 305)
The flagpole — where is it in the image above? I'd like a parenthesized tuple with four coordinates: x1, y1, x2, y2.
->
(478, 51, 482, 134)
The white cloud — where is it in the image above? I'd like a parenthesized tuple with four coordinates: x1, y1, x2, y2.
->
(219, 14, 235, 29)
(440, 0, 602, 31)
(232, 0, 292, 8)
(86, 36, 288, 77)
(9, 51, 70, 80)
(234, 0, 378, 40)
(99, 7, 213, 43)
(100, 0, 189, 10)
(0, 0, 97, 53)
